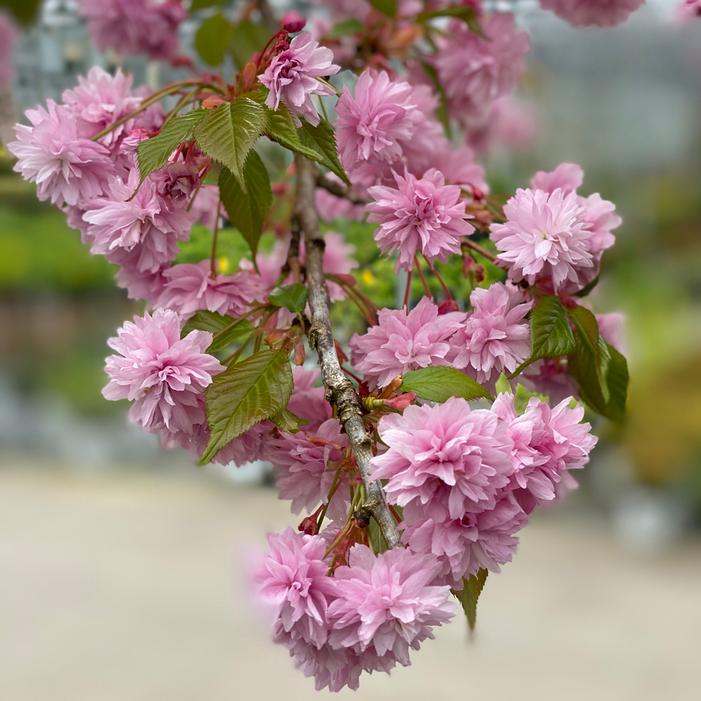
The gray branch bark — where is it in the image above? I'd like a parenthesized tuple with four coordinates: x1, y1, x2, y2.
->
(294, 156, 401, 549)
(316, 173, 370, 206)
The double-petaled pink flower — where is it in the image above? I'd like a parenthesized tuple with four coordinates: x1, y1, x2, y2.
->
(539, 0, 645, 27)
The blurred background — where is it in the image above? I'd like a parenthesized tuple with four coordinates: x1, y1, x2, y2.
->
(1, 1, 700, 700)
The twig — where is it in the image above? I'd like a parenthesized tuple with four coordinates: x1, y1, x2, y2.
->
(316, 173, 370, 206)
(294, 155, 401, 549)
(462, 237, 498, 263)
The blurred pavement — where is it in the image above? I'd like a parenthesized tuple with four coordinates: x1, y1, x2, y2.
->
(1, 461, 700, 701)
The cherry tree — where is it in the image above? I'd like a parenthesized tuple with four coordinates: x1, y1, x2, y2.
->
(7, 0, 660, 692)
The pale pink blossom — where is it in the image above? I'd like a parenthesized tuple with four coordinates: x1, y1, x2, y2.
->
(288, 366, 332, 427)
(259, 32, 339, 126)
(368, 169, 473, 270)
(268, 418, 349, 515)
(328, 546, 454, 665)
(402, 495, 528, 586)
(82, 166, 194, 274)
(256, 528, 337, 649)
(371, 398, 513, 518)
(350, 297, 466, 389)
(102, 309, 224, 438)
(0, 12, 17, 90)
(539, 0, 645, 27)
(490, 187, 595, 292)
(530, 162, 584, 195)
(9, 100, 113, 208)
(433, 13, 529, 129)
(579, 192, 621, 257)
(157, 260, 265, 318)
(336, 70, 428, 187)
(522, 358, 579, 406)
(431, 143, 489, 196)
(115, 265, 166, 304)
(79, 0, 186, 61)
(492, 393, 597, 503)
(451, 283, 532, 383)
(678, 1, 701, 20)
(596, 312, 627, 353)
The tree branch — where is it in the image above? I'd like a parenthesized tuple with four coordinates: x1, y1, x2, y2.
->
(316, 173, 370, 206)
(294, 156, 401, 549)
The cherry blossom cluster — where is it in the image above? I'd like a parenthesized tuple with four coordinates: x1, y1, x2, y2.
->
(7, 0, 635, 693)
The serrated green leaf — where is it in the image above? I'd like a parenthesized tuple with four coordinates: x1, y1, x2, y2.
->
(575, 274, 600, 298)
(453, 569, 489, 632)
(367, 518, 389, 555)
(194, 97, 268, 182)
(201, 348, 293, 463)
(513, 384, 549, 414)
(182, 311, 254, 354)
(530, 295, 576, 361)
(270, 408, 308, 433)
(194, 13, 235, 66)
(369, 0, 397, 16)
(229, 19, 269, 69)
(218, 150, 271, 259)
(602, 343, 629, 423)
(401, 367, 492, 403)
(298, 119, 350, 185)
(494, 373, 512, 396)
(136, 110, 206, 180)
(268, 283, 308, 313)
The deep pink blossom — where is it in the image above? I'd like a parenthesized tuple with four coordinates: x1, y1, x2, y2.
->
(157, 260, 265, 318)
(368, 169, 473, 270)
(433, 13, 529, 129)
(451, 283, 532, 383)
(8, 100, 113, 208)
(530, 162, 584, 194)
(492, 393, 597, 503)
(371, 398, 513, 518)
(678, 1, 701, 19)
(402, 496, 528, 586)
(268, 418, 349, 515)
(102, 309, 224, 438)
(82, 166, 194, 274)
(0, 12, 17, 90)
(328, 546, 454, 665)
(539, 0, 645, 27)
(522, 358, 579, 406)
(259, 32, 339, 126)
(350, 297, 466, 389)
(491, 187, 595, 292)
(78, 0, 186, 60)
(256, 528, 337, 649)
(336, 70, 428, 187)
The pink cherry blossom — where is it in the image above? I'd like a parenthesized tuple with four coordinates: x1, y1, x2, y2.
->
(256, 528, 337, 649)
(530, 162, 585, 194)
(102, 309, 224, 438)
(579, 192, 621, 257)
(402, 495, 528, 586)
(492, 393, 597, 503)
(490, 187, 595, 292)
(78, 0, 186, 61)
(8, 100, 114, 208)
(597, 311, 627, 353)
(539, 0, 645, 27)
(336, 70, 428, 187)
(328, 546, 454, 665)
(0, 12, 17, 91)
(259, 32, 339, 126)
(82, 166, 194, 274)
(368, 169, 474, 270)
(268, 418, 349, 515)
(522, 358, 580, 406)
(157, 260, 265, 318)
(350, 297, 466, 389)
(678, 1, 701, 19)
(288, 366, 332, 427)
(451, 283, 532, 383)
(371, 397, 514, 518)
(433, 13, 529, 129)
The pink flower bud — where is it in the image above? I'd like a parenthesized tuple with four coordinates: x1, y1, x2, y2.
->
(282, 12, 306, 33)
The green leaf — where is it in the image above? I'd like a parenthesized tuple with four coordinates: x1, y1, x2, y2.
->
(418, 61, 452, 138)
(529, 295, 576, 361)
(401, 367, 492, 403)
(218, 150, 272, 259)
(453, 569, 489, 632)
(575, 274, 600, 298)
(3, 0, 42, 26)
(367, 518, 389, 555)
(136, 110, 206, 180)
(268, 283, 308, 313)
(298, 119, 350, 185)
(191, 0, 228, 10)
(513, 384, 549, 414)
(270, 408, 308, 433)
(494, 373, 512, 396)
(416, 5, 483, 35)
(229, 20, 269, 69)
(369, 0, 397, 16)
(201, 348, 293, 464)
(194, 13, 235, 67)
(328, 18, 365, 37)
(194, 97, 268, 182)
(182, 311, 254, 354)
(603, 343, 629, 423)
